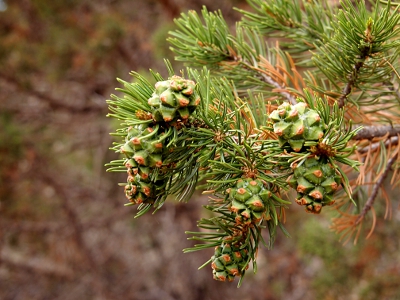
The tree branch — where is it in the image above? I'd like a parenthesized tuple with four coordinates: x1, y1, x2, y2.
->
(338, 61, 364, 108)
(241, 59, 298, 105)
(259, 73, 298, 105)
(353, 125, 400, 140)
(355, 154, 397, 225)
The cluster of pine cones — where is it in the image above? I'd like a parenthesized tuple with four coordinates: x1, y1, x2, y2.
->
(114, 78, 344, 283)
(210, 102, 342, 282)
(120, 76, 200, 205)
(270, 102, 341, 214)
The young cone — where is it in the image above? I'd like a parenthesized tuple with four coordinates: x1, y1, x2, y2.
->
(148, 75, 200, 122)
(211, 241, 250, 282)
(287, 157, 341, 214)
(269, 102, 326, 152)
(228, 178, 272, 224)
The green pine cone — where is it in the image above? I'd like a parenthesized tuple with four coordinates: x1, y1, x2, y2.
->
(125, 158, 153, 182)
(228, 178, 272, 224)
(120, 124, 164, 168)
(211, 241, 250, 282)
(124, 158, 168, 206)
(287, 157, 341, 214)
(148, 75, 200, 122)
(269, 102, 325, 152)
(124, 174, 156, 205)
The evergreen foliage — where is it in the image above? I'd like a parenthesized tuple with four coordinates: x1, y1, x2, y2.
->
(107, 0, 400, 285)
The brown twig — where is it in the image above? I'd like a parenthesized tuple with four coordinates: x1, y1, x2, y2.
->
(353, 125, 400, 140)
(338, 61, 364, 108)
(355, 154, 397, 225)
(259, 73, 298, 105)
(242, 58, 298, 105)
(337, 18, 375, 108)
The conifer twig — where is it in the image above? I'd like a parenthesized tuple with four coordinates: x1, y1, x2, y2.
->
(258, 73, 298, 105)
(353, 125, 400, 140)
(355, 154, 397, 225)
(240, 58, 298, 104)
(338, 61, 364, 108)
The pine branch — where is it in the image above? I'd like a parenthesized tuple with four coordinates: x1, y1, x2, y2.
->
(254, 69, 298, 105)
(228, 56, 300, 104)
(168, 8, 303, 104)
(353, 124, 400, 140)
(238, 0, 336, 59)
(355, 153, 397, 225)
(106, 0, 400, 285)
(337, 61, 364, 108)
(312, 1, 400, 107)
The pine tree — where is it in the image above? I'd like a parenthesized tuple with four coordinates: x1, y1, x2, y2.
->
(107, 0, 400, 286)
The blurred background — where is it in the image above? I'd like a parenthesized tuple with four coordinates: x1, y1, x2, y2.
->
(0, 0, 399, 299)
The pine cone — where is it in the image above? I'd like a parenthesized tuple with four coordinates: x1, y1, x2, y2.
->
(120, 124, 164, 168)
(228, 178, 272, 224)
(124, 174, 155, 205)
(287, 157, 341, 213)
(148, 76, 200, 122)
(211, 241, 250, 282)
(269, 102, 325, 152)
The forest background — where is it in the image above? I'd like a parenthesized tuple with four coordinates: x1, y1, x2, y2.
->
(0, 0, 399, 299)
